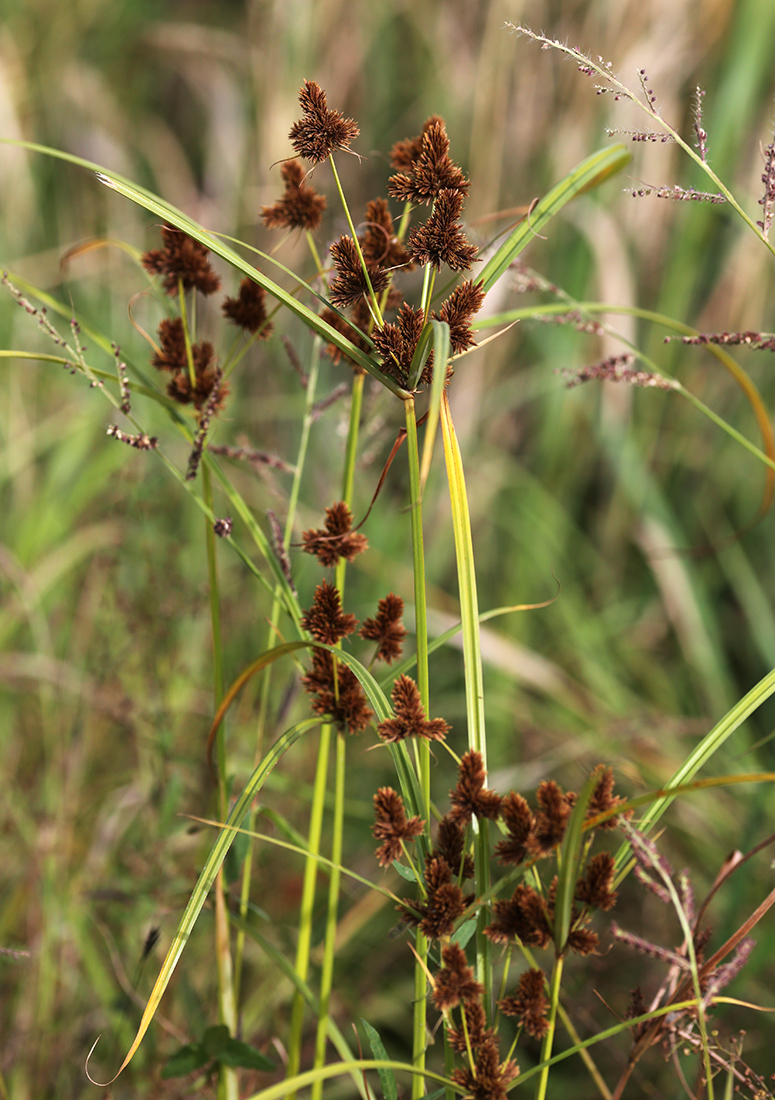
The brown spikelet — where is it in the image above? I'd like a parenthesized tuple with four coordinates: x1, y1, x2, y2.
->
(262, 159, 327, 232)
(222, 278, 274, 337)
(301, 648, 373, 735)
(359, 198, 413, 271)
(141, 225, 221, 297)
(289, 79, 359, 164)
(371, 303, 426, 387)
(388, 119, 469, 205)
(432, 943, 483, 1011)
(484, 885, 552, 949)
(301, 501, 368, 567)
(450, 1037, 519, 1100)
(372, 787, 425, 867)
(498, 969, 549, 1039)
(527, 780, 571, 856)
(585, 765, 630, 829)
(407, 190, 477, 272)
(360, 593, 407, 663)
(434, 814, 474, 879)
(328, 235, 389, 308)
(432, 279, 486, 354)
(495, 791, 533, 866)
(377, 675, 450, 743)
(576, 852, 618, 911)
(446, 999, 493, 1054)
(449, 750, 502, 824)
(301, 581, 357, 644)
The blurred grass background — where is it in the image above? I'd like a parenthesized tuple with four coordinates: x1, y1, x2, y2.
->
(2, 0, 775, 1096)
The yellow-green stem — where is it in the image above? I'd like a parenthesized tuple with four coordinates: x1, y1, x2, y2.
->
(535, 956, 564, 1100)
(403, 395, 432, 1098)
(310, 732, 345, 1100)
(203, 465, 238, 1100)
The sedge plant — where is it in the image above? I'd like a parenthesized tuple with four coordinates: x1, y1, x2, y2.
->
(3, 41, 775, 1100)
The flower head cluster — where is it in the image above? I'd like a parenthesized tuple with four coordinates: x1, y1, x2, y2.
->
(262, 160, 327, 233)
(359, 593, 406, 663)
(498, 969, 550, 1039)
(372, 787, 424, 867)
(141, 225, 221, 297)
(151, 317, 226, 411)
(222, 278, 273, 337)
(388, 118, 469, 205)
(328, 235, 390, 308)
(289, 79, 359, 164)
(377, 675, 450, 743)
(301, 501, 368, 567)
(407, 189, 478, 272)
(399, 855, 473, 940)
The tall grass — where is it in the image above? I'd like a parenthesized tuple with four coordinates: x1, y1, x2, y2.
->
(2, 3, 775, 1098)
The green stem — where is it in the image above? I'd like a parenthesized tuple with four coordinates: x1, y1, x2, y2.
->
(403, 395, 431, 1098)
(535, 955, 564, 1100)
(203, 465, 238, 1100)
(310, 732, 345, 1100)
(328, 155, 384, 325)
(286, 723, 332, 1092)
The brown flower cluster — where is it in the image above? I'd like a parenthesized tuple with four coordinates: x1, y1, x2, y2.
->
(388, 118, 469, 205)
(429, 943, 519, 1100)
(399, 855, 473, 940)
(407, 189, 478, 273)
(289, 79, 359, 164)
(372, 787, 424, 867)
(221, 278, 273, 337)
(301, 501, 368, 567)
(262, 160, 327, 233)
(377, 675, 450, 743)
(495, 765, 627, 865)
(151, 317, 226, 411)
(498, 968, 550, 1039)
(300, 580, 357, 645)
(299, 572, 409, 737)
(359, 593, 406, 663)
(370, 303, 427, 388)
(299, 582, 372, 734)
(142, 225, 221, 297)
(449, 750, 502, 824)
(263, 88, 487, 396)
(328, 234, 390, 308)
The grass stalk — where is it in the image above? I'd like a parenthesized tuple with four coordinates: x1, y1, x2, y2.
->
(310, 731, 345, 1100)
(403, 395, 432, 1097)
(233, 343, 321, 1003)
(203, 463, 238, 1099)
(534, 955, 564, 1100)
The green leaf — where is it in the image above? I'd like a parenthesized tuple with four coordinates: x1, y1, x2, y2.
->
(391, 861, 417, 882)
(361, 1020, 398, 1100)
(214, 1038, 275, 1071)
(419, 320, 450, 493)
(451, 918, 477, 951)
(160, 1042, 210, 1079)
(553, 773, 596, 954)
(202, 1025, 231, 1057)
(477, 144, 631, 292)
